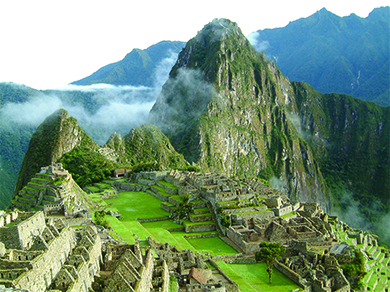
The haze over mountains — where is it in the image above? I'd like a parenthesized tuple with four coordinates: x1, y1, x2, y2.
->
(248, 6, 390, 106)
(0, 7, 389, 244)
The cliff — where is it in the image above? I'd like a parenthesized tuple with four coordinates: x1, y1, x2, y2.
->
(13, 109, 95, 196)
(149, 19, 328, 205)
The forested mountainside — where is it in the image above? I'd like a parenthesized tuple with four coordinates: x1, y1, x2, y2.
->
(0, 41, 182, 206)
(249, 6, 390, 106)
(13, 109, 190, 196)
(149, 19, 389, 242)
(72, 41, 185, 87)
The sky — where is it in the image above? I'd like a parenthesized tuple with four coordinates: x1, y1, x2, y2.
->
(0, 0, 388, 90)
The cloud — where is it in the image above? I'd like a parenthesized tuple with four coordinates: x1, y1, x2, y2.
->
(332, 190, 390, 244)
(0, 53, 179, 145)
(148, 67, 218, 135)
(247, 31, 270, 52)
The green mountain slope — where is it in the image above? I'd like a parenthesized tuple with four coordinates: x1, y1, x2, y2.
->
(149, 18, 390, 242)
(0, 83, 40, 209)
(149, 19, 328, 205)
(249, 7, 390, 106)
(71, 41, 185, 86)
(13, 109, 190, 196)
(13, 109, 96, 196)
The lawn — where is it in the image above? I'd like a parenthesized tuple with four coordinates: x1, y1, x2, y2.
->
(105, 191, 169, 220)
(215, 261, 302, 292)
(186, 237, 239, 256)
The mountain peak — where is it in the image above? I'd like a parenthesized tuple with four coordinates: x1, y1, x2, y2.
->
(195, 18, 242, 42)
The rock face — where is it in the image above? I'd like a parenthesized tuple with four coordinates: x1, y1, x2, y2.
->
(149, 19, 328, 205)
(14, 109, 94, 196)
(14, 111, 190, 196)
(123, 124, 189, 169)
(149, 18, 389, 241)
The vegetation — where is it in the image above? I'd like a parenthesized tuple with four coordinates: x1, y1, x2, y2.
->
(94, 210, 109, 229)
(255, 241, 286, 284)
(169, 194, 194, 221)
(250, 7, 390, 106)
(72, 41, 185, 87)
(341, 248, 367, 290)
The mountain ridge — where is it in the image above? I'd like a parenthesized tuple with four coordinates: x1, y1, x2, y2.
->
(71, 40, 185, 87)
(149, 18, 389, 242)
(249, 6, 390, 106)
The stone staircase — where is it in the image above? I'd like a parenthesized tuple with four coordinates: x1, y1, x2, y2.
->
(362, 243, 390, 291)
(12, 173, 53, 210)
(144, 179, 217, 233)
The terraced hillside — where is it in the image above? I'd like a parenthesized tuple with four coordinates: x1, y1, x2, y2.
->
(82, 170, 389, 291)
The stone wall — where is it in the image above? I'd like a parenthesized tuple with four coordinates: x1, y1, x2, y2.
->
(274, 260, 309, 291)
(231, 211, 274, 221)
(136, 217, 170, 223)
(207, 259, 239, 292)
(184, 223, 216, 233)
(63, 229, 102, 292)
(274, 205, 293, 216)
(0, 212, 45, 250)
(11, 226, 75, 292)
(134, 248, 154, 292)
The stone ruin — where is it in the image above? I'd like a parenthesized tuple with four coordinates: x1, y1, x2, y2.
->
(147, 237, 239, 292)
(0, 210, 102, 292)
(11, 163, 90, 219)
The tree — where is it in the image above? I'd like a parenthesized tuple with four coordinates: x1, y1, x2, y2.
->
(255, 241, 286, 284)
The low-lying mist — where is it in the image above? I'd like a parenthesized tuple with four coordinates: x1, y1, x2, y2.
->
(0, 51, 178, 145)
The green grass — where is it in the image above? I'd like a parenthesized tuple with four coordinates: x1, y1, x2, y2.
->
(105, 191, 169, 220)
(142, 220, 182, 230)
(183, 219, 214, 226)
(186, 237, 238, 256)
(85, 186, 100, 193)
(157, 180, 180, 190)
(94, 182, 111, 188)
(215, 261, 303, 292)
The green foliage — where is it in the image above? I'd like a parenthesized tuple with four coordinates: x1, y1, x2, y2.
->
(220, 215, 231, 228)
(256, 241, 286, 284)
(60, 146, 118, 188)
(94, 210, 109, 228)
(124, 124, 190, 170)
(251, 7, 390, 105)
(341, 249, 367, 288)
(169, 194, 194, 221)
(130, 162, 163, 173)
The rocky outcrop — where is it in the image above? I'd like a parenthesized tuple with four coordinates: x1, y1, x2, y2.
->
(149, 19, 328, 206)
(14, 109, 95, 196)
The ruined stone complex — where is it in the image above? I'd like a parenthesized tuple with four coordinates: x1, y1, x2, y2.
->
(1, 167, 389, 291)
(11, 163, 90, 218)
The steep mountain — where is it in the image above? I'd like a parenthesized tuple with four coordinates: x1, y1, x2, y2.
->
(71, 41, 185, 87)
(149, 18, 390, 241)
(13, 109, 190, 196)
(0, 83, 40, 209)
(13, 109, 96, 196)
(249, 7, 390, 106)
(292, 82, 390, 241)
(149, 19, 328, 205)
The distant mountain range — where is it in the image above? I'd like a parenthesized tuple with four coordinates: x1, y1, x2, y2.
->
(249, 6, 390, 106)
(72, 41, 185, 87)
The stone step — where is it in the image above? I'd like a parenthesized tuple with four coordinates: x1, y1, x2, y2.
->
(31, 178, 51, 185)
(16, 196, 36, 205)
(189, 213, 213, 223)
(27, 182, 44, 190)
(23, 186, 40, 196)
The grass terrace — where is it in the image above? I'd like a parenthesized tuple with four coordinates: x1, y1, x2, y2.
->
(157, 180, 180, 190)
(215, 261, 303, 292)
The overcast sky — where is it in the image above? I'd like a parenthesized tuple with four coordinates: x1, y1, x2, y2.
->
(0, 0, 388, 90)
